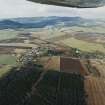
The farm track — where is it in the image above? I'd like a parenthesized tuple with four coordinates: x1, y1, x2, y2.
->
(56, 71, 62, 105)
(23, 57, 54, 104)
(31, 71, 47, 95)
(22, 70, 48, 104)
(85, 76, 105, 105)
(0, 43, 38, 49)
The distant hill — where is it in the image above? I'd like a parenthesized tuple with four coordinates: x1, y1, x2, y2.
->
(0, 20, 23, 29)
(0, 17, 104, 29)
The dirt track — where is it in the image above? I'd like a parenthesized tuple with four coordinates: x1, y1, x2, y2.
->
(0, 43, 38, 49)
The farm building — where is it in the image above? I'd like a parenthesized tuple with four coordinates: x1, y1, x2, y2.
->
(43, 56, 88, 76)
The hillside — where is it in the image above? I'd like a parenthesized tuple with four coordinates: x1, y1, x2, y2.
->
(0, 17, 104, 29)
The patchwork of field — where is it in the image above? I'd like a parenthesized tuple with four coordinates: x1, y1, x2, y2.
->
(39, 56, 89, 76)
(61, 37, 105, 53)
(0, 27, 105, 105)
(0, 29, 38, 66)
(0, 26, 105, 64)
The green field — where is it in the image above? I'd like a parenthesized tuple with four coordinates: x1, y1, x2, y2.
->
(61, 37, 105, 53)
(0, 29, 18, 40)
(0, 54, 16, 65)
(0, 65, 11, 77)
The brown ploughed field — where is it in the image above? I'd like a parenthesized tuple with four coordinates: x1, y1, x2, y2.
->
(60, 57, 88, 76)
(85, 76, 105, 105)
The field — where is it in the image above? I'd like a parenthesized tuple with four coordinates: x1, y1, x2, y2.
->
(88, 60, 105, 78)
(43, 56, 60, 70)
(0, 66, 85, 105)
(1, 17, 105, 105)
(0, 29, 37, 66)
(31, 28, 65, 40)
(85, 77, 105, 105)
(61, 37, 105, 53)
(0, 65, 11, 77)
(0, 66, 43, 105)
(0, 54, 16, 65)
(0, 29, 18, 40)
(35, 71, 85, 105)
(68, 26, 105, 33)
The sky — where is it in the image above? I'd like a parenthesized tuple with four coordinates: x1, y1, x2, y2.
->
(0, 0, 105, 19)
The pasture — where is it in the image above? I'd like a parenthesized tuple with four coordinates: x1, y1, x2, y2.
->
(0, 54, 16, 65)
(0, 29, 18, 40)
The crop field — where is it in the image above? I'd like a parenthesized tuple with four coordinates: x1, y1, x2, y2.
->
(0, 54, 16, 65)
(61, 37, 105, 53)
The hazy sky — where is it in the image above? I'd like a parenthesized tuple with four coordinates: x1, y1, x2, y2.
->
(0, 0, 105, 19)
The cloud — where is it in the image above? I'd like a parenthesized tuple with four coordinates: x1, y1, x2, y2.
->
(0, 0, 47, 18)
(0, 0, 105, 19)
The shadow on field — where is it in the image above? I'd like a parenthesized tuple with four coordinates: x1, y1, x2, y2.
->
(0, 65, 42, 105)
(0, 64, 86, 105)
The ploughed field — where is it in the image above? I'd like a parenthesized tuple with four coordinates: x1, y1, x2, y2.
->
(82, 59, 105, 105)
(85, 77, 105, 105)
